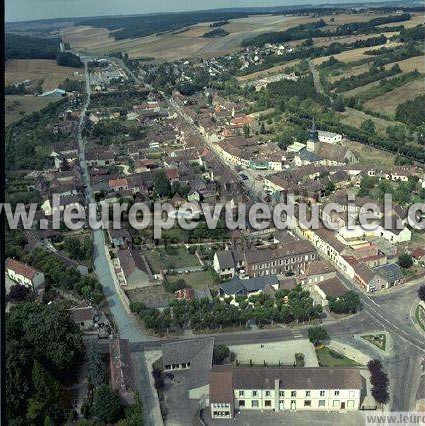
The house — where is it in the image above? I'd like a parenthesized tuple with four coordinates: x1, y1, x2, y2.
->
(108, 228, 131, 248)
(214, 242, 317, 279)
(353, 262, 380, 292)
(109, 178, 129, 192)
(209, 366, 363, 419)
(6, 258, 45, 292)
(412, 248, 425, 264)
(219, 275, 279, 300)
(315, 277, 348, 307)
(318, 131, 343, 144)
(246, 242, 317, 277)
(301, 260, 337, 290)
(115, 248, 152, 287)
(69, 304, 94, 330)
(175, 287, 195, 301)
(213, 250, 244, 279)
(373, 264, 404, 289)
(109, 338, 136, 404)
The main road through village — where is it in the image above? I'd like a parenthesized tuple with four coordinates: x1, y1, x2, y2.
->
(76, 56, 425, 424)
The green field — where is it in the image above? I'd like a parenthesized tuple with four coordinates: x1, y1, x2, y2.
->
(167, 269, 218, 290)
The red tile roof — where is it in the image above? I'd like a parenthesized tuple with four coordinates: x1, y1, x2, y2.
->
(6, 258, 39, 281)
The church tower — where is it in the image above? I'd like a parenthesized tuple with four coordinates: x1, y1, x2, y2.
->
(306, 117, 319, 152)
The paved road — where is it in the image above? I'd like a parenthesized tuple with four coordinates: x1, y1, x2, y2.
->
(77, 60, 162, 426)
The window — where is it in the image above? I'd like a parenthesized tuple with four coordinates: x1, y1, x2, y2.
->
(165, 365, 171, 370)
(320, 391, 325, 397)
(239, 400, 245, 407)
(334, 391, 340, 396)
(291, 391, 297, 397)
(265, 391, 271, 397)
(305, 391, 311, 397)
(239, 391, 244, 397)
(265, 400, 272, 407)
(304, 400, 311, 407)
(333, 400, 340, 408)
(347, 400, 355, 408)
(252, 391, 257, 397)
(349, 391, 355, 397)
(251, 400, 259, 408)
(279, 391, 285, 397)
(319, 400, 326, 407)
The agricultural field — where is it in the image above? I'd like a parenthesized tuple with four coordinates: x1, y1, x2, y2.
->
(5, 59, 84, 91)
(62, 15, 313, 60)
(364, 78, 425, 116)
(313, 42, 403, 66)
(339, 107, 397, 136)
(5, 95, 59, 126)
(60, 11, 415, 61)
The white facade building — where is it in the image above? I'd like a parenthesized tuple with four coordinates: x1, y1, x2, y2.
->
(209, 366, 363, 420)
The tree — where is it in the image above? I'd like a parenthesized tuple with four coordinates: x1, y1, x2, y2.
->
(154, 170, 171, 198)
(243, 124, 250, 138)
(26, 361, 61, 422)
(118, 392, 144, 425)
(308, 326, 329, 345)
(92, 385, 123, 423)
(367, 359, 390, 404)
(361, 119, 376, 136)
(398, 252, 413, 269)
(418, 285, 425, 302)
(213, 345, 230, 364)
(8, 284, 31, 302)
(333, 96, 345, 112)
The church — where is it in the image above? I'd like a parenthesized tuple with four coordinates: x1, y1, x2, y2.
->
(295, 119, 358, 167)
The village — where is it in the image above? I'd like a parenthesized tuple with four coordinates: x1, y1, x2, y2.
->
(4, 6, 425, 424)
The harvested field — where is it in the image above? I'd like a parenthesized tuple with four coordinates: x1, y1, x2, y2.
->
(62, 12, 402, 61)
(313, 31, 398, 48)
(339, 107, 397, 136)
(313, 42, 403, 65)
(5, 95, 59, 126)
(236, 59, 300, 82)
(5, 59, 84, 91)
(364, 78, 425, 116)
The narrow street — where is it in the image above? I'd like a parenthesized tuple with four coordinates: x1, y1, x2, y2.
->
(77, 60, 162, 426)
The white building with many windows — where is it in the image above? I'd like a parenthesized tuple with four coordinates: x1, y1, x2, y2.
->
(209, 366, 363, 419)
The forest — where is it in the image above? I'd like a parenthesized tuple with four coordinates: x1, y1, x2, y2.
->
(75, 11, 254, 40)
(5, 33, 59, 59)
(395, 94, 425, 127)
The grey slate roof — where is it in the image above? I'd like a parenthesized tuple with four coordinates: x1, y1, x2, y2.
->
(209, 366, 363, 402)
(373, 263, 403, 284)
(162, 338, 215, 390)
(162, 337, 214, 366)
(220, 275, 279, 296)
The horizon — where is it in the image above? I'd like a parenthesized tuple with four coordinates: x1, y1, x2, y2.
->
(6, 0, 396, 23)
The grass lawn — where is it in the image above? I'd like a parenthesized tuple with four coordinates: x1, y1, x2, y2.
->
(144, 246, 200, 274)
(316, 347, 361, 367)
(416, 305, 425, 333)
(343, 139, 395, 167)
(167, 269, 218, 290)
(360, 334, 386, 351)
